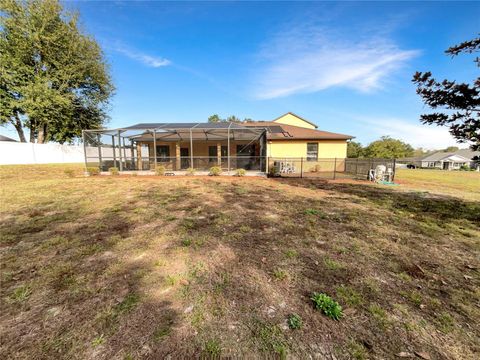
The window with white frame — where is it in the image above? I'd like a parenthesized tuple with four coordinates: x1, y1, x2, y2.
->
(307, 143, 318, 161)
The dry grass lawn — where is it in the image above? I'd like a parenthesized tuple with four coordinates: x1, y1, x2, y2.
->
(395, 168, 480, 201)
(0, 164, 479, 359)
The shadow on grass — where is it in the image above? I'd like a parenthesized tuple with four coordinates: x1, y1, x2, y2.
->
(0, 201, 180, 360)
(275, 178, 480, 225)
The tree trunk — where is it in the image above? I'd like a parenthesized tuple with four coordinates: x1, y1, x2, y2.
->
(37, 123, 47, 144)
(12, 113, 26, 142)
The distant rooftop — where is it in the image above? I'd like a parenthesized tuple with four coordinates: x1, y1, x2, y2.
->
(0, 135, 17, 142)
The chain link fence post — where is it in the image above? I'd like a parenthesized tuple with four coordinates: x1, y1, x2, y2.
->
(333, 157, 337, 180)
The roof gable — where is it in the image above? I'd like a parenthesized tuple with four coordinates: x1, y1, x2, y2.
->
(242, 121, 353, 140)
(423, 149, 480, 162)
(272, 112, 318, 129)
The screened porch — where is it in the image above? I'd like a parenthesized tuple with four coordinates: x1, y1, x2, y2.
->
(83, 122, 267, 173)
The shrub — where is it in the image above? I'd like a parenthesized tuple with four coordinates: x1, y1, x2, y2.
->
(64, 169, 75, 178)
(86, 167, 100, 176)
(186, 167, 196, 176)
(287, 313, 302, 329)
(209, 166, 221, 176)
(109, 167, 119, 175)
(155, 165, 165, 176)
(131, 172, 138, 177)
(268, 165, 278, 177)
(235, 168, 246, 177)
(311, 292, 343, 320)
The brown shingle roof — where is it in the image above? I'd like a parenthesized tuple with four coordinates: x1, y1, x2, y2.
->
(243, 122, 354, 140)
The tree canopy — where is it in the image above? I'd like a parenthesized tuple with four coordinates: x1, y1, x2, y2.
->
(207, 114, 251, 123)
(0, 0, 114, 143)
(412, 36, 480, 150)
(362, 136, 414, 159)
(347, 141, 363, 158)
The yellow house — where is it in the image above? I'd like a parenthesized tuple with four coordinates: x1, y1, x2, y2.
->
(84, 112, 354, 173)
(244, 112, 353, 160)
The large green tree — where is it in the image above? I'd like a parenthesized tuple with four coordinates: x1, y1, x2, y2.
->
(363, 136, 414, 159)
(412, 36, 479, 150)
(0, 0, 114, 143)
(347, 141, 363, 158)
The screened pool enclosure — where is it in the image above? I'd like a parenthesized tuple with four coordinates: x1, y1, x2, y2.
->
(82, 122, 268, 173)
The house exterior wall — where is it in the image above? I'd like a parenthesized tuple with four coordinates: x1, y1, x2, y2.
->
(421, 160, 472, 170)
(267, 140, 347, 159)
(143, 140, 257, 157)
(273, 113, 316, 129)
(138, 139, 263, 170)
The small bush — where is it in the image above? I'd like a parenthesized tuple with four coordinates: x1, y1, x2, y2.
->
(109, 167, 119, 175)
(64, 169, 75, 178)
(311, 292, 343, 320)
(287, 313, 302, 329)
(268, 165, 277, 177)
(155, 165, 165, 176)
(186, 167, 195, 176)
(86, 167, 100, 176)
(131, 172, 138, 177)
(209, 166, 221, 176)
(235, 168, 246, 177)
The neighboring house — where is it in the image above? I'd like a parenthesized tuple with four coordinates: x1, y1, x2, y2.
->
(84, 112, 354, 173)
(0, 135, 18, 142)
(421, 149, 480, 170)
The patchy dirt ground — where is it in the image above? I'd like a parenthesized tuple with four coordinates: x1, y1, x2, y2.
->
(1, 165, 479, 359)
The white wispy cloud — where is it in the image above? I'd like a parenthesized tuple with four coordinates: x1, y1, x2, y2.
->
(356, 116, 462, 149)
(114, 45, 171, 68)
(252, 25, 420, 99)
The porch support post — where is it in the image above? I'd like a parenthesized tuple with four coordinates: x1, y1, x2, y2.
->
(130, 140, 134, 170)
(117, 130, 123, 171)
(112, 135, 117, 169)
(122, 138, 127, 169)
(217, 142, 221, 166)
(227, 123, 231, 174)
(189, 129, 193, 169)
(176, 142, 181, 170)
(153, 130, 157, 170)
(97, 134, 102, 170)
(136, 142, 142, 170)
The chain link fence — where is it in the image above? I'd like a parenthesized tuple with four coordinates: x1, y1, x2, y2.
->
(267, 158, 396, 180)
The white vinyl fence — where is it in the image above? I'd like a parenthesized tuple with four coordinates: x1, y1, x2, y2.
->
(0, 141, 113, 165)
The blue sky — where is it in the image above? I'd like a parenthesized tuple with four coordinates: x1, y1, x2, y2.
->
(3, 1, 480, 149)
